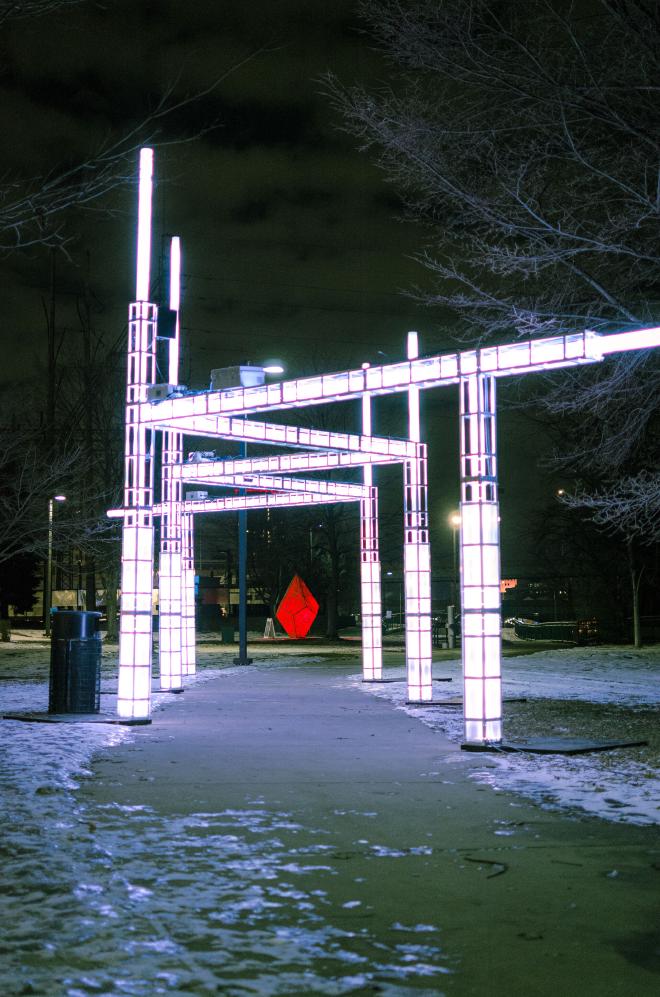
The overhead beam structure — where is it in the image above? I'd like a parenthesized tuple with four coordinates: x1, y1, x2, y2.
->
(116, 147, 660, 746)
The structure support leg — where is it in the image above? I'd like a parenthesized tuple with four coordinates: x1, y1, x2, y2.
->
(181, 511, 196, 676)
(459, 373, 502, 744)
(158, 431, 183, 691)
(117, 301, 157, 720)
(360, 385, 382, 680)
(360, 487, 382, 680)
(404, 446, 433, 701)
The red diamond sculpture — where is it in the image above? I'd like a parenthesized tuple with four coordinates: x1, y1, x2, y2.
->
(276, 575, 319, 639)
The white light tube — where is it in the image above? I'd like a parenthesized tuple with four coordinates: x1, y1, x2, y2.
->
(136, 148, 154, 302)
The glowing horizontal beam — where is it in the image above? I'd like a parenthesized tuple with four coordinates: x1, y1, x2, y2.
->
(142, 331, 600, 422)
(183, 449, 400, 476)
(107, 482, 366, 519)
(594, 326, 660, 356)
(176, 492, 357, 513)
(179, 471, 371, 499)
(140, 410, 420, 459)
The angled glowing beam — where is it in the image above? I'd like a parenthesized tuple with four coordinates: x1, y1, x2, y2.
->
(595, 325, 660, 356)
(176, 472, 370, 500)
(136, 148, 153, 302)
(111, 491, 362, 519)
(182, 449, 402, 477)
(177, 492, 348, 514)
(140, 409, 419, 459)
(141, 331, 601, 421)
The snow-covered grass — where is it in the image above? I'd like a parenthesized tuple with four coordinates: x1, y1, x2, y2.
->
(1, 638, 659, 833)
(0, 642, 457, 996)
(353, 645, 660, 827)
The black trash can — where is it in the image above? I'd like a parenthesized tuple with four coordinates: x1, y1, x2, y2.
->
(48, 610, 102, 714)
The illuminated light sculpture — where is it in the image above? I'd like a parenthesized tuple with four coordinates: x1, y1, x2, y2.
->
(360, 378, 383, 682)
(115, 148, 660, 740)
(117, 148, 157, 721)
(459, 373, 502, 744)
(276, 575, 319, 638)
(404, 331, 433, 702)
(158, 237, 184, 692)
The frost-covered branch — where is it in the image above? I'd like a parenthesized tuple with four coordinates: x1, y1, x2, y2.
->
(562, 471, 660, 543)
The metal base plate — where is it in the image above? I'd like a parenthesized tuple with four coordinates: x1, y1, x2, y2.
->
(406, 696, 526, 707)
(363, 677, 452, 684)
(461, 736, 648, 755)
(2, 711, 151, 726)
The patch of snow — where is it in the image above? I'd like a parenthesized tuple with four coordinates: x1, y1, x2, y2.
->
(353, 647, 660, 827)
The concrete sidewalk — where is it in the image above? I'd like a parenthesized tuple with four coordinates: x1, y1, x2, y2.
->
(85, 659, 660, 995)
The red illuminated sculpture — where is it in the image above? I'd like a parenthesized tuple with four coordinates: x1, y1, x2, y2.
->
(276, 575, 319, 638)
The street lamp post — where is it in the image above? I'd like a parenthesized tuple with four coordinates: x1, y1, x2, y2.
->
(44, 495, 66, 637)
(448, 512, 461, 649)
(233, 363, 284, 666)
(235, 439, 252, 666)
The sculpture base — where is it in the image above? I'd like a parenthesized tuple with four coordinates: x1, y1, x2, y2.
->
(2, 711, 151, 726)
(461, 736, 648, 755)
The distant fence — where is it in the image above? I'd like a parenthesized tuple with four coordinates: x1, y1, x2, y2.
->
(512, 619, 599, 644)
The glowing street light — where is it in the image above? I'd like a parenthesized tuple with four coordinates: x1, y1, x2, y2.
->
(44, 495, 66, 637)
(447, 511, 461, 649)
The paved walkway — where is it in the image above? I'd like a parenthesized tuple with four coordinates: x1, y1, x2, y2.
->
(85, 659, 660, 995)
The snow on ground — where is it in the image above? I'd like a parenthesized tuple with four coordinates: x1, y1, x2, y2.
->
(353, 645, 660, 827)
(1, 638, 659, 835)
(1, 644, 456, 996)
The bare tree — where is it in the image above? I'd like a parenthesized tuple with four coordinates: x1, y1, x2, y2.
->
(0, 2, 263, 253)
(0, 1, 84, 26)
(326, 1, 660, 638)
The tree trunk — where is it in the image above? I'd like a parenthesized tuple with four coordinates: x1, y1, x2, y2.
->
(325, 583, 338, 640)
(627, 540, 643, 649)
(104, 559, 120, 641)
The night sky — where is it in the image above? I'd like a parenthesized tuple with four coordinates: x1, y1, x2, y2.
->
(0, 0, 557, 575)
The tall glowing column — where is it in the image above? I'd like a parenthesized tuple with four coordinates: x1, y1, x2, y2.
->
(158, 237, 183, 691)
(181, 509, 196, 676)
(360, 378, 383, 681)
(117, 148, 157, 720)
(459, 372, 502, 744)
(404, 331, 433, 702)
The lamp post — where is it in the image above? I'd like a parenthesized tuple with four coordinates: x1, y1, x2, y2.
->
(44, 494, 66, 637)
(234, 363, 284, 665)
(449, 512, 461, 600)
(448, 511, 461, 649)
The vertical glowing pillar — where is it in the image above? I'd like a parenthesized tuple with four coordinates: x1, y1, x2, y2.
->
(181, 509, 196, 675)
(459, 373, 502, 744)
(404, 332, 433, 702)
(117, 148, 156, 720)
(158, 237, 183, 691)
(360, 380, 383, 680)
